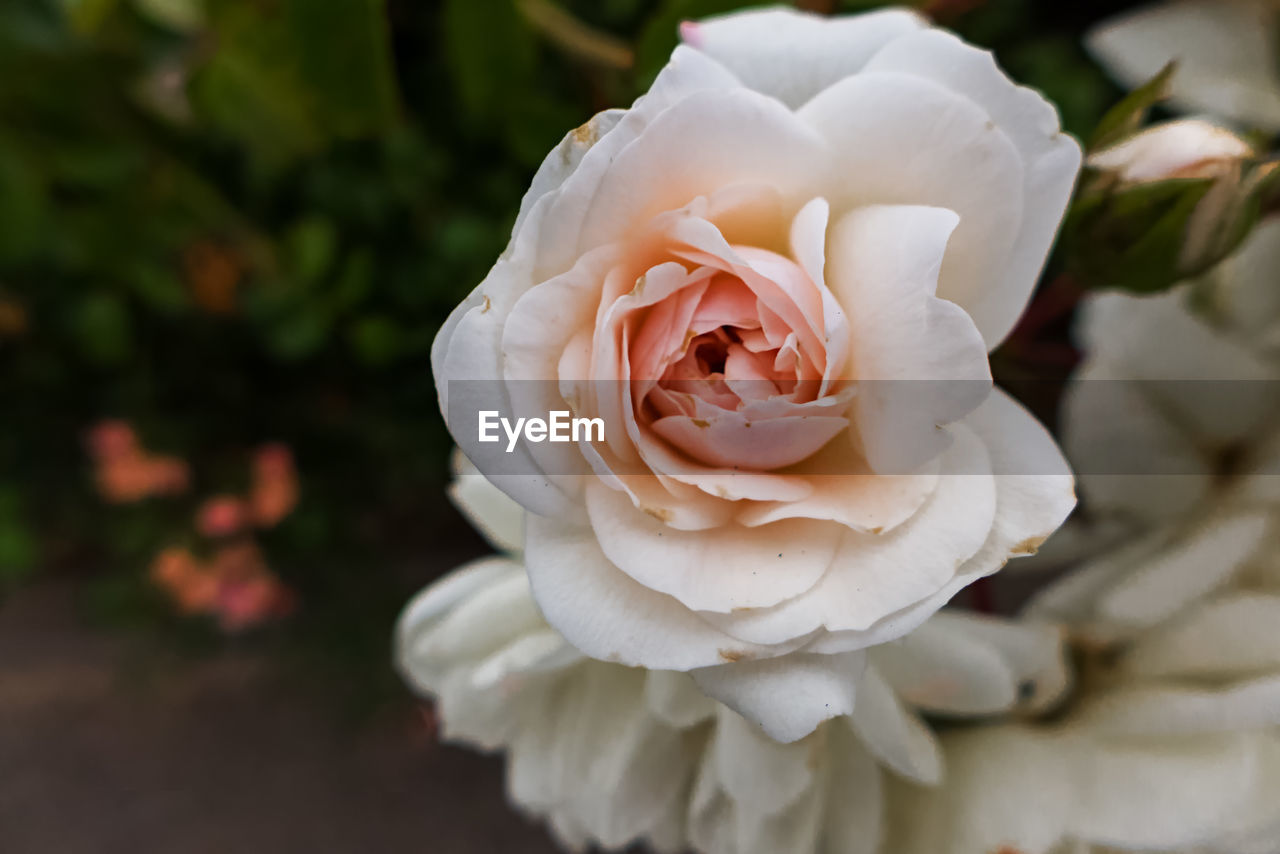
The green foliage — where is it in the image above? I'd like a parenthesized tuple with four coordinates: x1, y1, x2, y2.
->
(1062, 177, 1215, 293)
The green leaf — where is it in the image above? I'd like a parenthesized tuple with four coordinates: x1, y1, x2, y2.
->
(1089, 62, 1176, 152)
(1063, 176, 1214, 293)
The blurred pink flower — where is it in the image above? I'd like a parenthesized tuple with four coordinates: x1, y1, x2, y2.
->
(196, 495, 249, 537)
(249, 443, 298, 527)
(216, 574, 296, 632)
(85, 420, 138, 461)
(149, 541, 297, 631)
(86, 420, 190, 503)
(149, 547, 218, 615)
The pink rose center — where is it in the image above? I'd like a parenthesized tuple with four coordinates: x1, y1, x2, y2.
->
(617, 243, 850, 471)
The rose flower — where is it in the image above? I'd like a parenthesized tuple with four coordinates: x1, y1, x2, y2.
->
(432, 7, 1081, 742)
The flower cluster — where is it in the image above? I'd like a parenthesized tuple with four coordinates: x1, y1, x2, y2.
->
(150, 542, 296, 633)
(401, 5, 1280, 854)
(85, 420, 190, 503)
(86, 424, 300, 632)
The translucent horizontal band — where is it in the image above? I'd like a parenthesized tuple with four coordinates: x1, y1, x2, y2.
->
(445, 380, 1280, 477)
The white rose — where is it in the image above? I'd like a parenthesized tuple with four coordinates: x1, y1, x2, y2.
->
(432, 5, 1080, 741)
(396, 459, 1072, 854)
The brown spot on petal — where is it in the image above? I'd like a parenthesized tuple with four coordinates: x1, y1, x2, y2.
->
(718, 649, 752, 663)
(642, 505, 673, 523)
(1011, 535, 1046, 556)
(691, 418, 710, 429)
(480, 295, 492, 313)
(868, 526, 884, 535)
(571, 120, 598, 147)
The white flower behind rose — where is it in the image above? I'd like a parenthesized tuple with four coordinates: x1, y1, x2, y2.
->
(894, 228, 1280, 854)
(397, 454, 1073, 854)
(432, 5, 1081, 742)
(1088, 0, 1280, 132)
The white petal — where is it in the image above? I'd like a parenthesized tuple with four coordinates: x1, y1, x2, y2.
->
(816, 388, 1074, 654)
(525, 514, 797, 670)
(690, 652, 866, 743)
(799, 71, 1026, 350)
(644, 669, 717, 728)
(585, 479, 841, 613)
(1087, 0, 1280, 131)
(884, 726, 1077, 854)
(703, 425, 996, 646)
(926, 612, 1071, 714)
(576, 85, 829, 256)
(447, 449, 525, 554)
(1076, 674, 1280, 738)
(1095, 510, 1270, 631)
(532, 44, 743, 279)
(1071, 731, 1280, 849)
(869, 615, 1019, 717)
(682, 6, 927, 109)
(821, 726, 884, 854)
(436, 265, 579, 518)
(402, 568, 546, 675)
(862, 28, 1082, 348)
(395, 557, 526, 693)
(848, 666, 943, 785)
(1064, 357, 1212, 526)
(1125, 591, 1280, 680)
(707, 707, 816, 811)
(826, 203, 991, 473)
(1073, 289, 1280, 446)
(510, 109, 623, 241)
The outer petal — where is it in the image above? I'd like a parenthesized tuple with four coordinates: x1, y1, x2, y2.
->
(869, 613, 1022, 717)
(862, 29, 1082, 347)
(826, 203, 991, 473)
(799, 71, 1026, 350)
(703, 425, 997, 647)
(447, 449, 525, 554)
(585, 479, 841, 613)
(525, 513, 809, 671)
(821, 728, 884, 854)
(680, 6, 927, 109)
(1088, 0, 1280, 131)
(817, 388, 1075, 653)
(689, 651, 866, 743)
(576, 86, 829, 256)
(847, 665, 943, 785)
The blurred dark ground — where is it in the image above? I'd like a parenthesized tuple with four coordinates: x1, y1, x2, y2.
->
(0, 0, 1143, 850)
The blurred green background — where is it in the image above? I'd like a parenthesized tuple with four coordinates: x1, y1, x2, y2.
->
(0, 0, 1130, 710)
